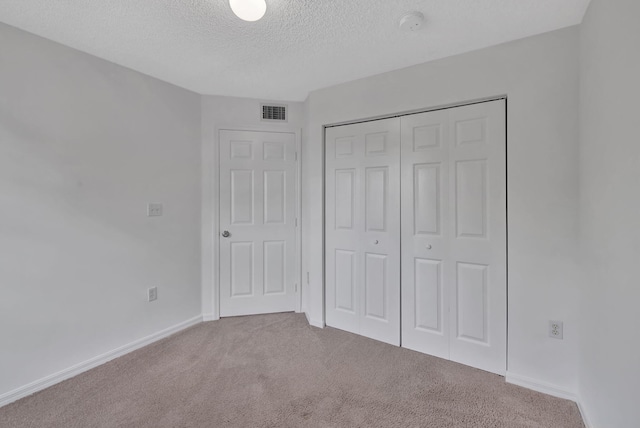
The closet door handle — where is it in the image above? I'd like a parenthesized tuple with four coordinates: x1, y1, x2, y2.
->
(426, 244, 432, 250)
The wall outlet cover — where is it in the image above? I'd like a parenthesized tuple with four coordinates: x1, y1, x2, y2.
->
(549, 320, 563, 339)
(148, 287, 158, 302)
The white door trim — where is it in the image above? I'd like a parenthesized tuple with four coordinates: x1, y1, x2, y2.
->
(205, 124, 302, 320)
(324, 96, 507, 129)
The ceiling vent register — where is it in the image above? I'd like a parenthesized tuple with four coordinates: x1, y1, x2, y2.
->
(261, 104, 287, 122)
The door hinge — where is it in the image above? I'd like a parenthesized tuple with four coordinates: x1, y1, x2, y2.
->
(295, 218, 298, 227)
(295, 283, 298, 293)
(295, 152, 298, 161)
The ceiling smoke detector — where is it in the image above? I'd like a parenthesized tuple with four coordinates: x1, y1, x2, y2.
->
(399, 12, 425, 32)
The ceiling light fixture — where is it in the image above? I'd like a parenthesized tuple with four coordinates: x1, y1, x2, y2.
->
(229, 0, 267, 22)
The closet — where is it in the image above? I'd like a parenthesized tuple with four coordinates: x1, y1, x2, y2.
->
(325, 100, 506, 375)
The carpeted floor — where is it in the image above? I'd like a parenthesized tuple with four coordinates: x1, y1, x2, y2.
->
(0, 313, 584, 428)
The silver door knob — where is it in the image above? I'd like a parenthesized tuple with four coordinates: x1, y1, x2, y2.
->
(374, 240, 379, 245)
(426, 244, 432, 250)
(222, 231, 231, 238)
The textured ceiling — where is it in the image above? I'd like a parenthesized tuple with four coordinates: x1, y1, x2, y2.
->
(0, 0, 591, 101)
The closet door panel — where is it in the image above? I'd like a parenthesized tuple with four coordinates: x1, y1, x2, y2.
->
(326, 129, 362, 335)
(448, 100, 506, 375)
(401, 110, 451, 359)
(401, 100, 506, 375)
(325, 118, 401, 346)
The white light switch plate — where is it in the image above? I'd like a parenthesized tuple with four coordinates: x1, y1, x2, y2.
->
(147, 203, 163, 217)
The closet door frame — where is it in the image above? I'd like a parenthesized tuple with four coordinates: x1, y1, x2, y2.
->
(322, 96, 508, 370)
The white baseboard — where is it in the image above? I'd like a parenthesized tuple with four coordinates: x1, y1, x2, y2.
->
(202, 313, 219, 322)
(576, 399, 593, 428)
(304, 311, 325, 328)
(506, 372, 592, 426)
(0, 315, 203, 408)
(506, 372, 577, 401)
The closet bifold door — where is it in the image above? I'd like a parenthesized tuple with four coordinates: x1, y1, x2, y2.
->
(401, 100, 507, 375)
(400, 109, 451, 360)
(325, 118, 401, 346)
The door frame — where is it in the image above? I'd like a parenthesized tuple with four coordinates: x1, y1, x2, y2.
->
(212, 125, 303, 319)
(321, 95, 508, 365)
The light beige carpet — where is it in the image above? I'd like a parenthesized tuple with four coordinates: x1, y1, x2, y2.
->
(0, 313, 583, 428)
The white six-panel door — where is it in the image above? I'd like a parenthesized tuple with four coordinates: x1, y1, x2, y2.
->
(401, 100, 506, 375)
(219, 130, 298, 317)
(325, 100, 506, 375)
(325, 118, 401, 346)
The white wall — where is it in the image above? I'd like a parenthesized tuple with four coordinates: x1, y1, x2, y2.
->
(578, 0, 640, 426)
(10, 8, 639, 423)
(0, 23, 202, 397)
(200, 96, 304, 319)
(303, 27, 581, 394)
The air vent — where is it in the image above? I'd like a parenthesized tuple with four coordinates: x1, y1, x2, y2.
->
(261, 104, 287, 122)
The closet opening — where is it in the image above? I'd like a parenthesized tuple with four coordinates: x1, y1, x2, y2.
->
(323, 98, 507, 375)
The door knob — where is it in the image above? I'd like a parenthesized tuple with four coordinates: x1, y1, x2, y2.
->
(426, 244, 432, 250)
(373, 240, 379, 245)
(221, 231, 231, 238)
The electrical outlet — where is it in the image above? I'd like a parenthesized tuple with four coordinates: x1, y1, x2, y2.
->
(549, 321, 563, 339)
(147, 203, 163, 217)
(148, 287, 158, 302)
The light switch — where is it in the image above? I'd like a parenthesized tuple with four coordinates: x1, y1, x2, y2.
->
(148, 287, 158, 302)
(147, 203, 163, 217)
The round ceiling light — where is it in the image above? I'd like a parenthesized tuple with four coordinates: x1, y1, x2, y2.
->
(229, 0, 267, 22)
